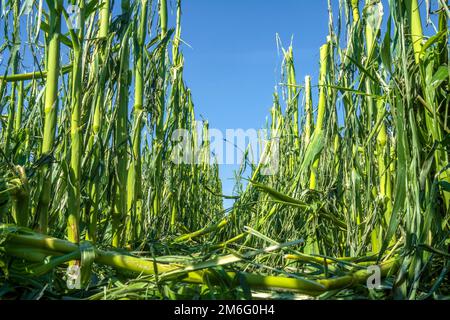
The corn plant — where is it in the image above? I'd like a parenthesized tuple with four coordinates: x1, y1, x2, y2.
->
(0, 0, 448, 300)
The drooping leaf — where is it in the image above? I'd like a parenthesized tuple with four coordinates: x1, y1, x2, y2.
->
(428, 65, 449, 87)
(250, 181, 308, 208)
(381, 14, 392, 72)
(300, 130, 325, 174)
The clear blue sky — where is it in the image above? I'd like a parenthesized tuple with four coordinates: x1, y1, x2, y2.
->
(179, 0, 335, 207)
(176, 0, 437, 208)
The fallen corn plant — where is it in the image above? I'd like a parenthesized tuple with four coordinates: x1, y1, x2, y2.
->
(0, 0, 448, 300)
(0, 225, 401, 297)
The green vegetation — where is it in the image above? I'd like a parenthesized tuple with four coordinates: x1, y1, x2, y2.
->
(0, 0, 449, 300)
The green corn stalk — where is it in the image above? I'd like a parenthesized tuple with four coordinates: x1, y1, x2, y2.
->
(284, 47, 299, 148)
(4, 0, 20, 158)
(160, 0, 168, 38)
(86, 0, 111, 243)
(14, 81, 24, 136)
(405, 0, 424, 64)
(152, 0, 169, 219)
(0, 65, 72, 83)
(172, 0, 182, 62)
(127, 0, 148, 242)
(303, 75, 313, 147)
(364, 0, 391, 252)
(112, 2, 131, 247)
(309, 41, 329, 190)
(67, 0, 86, 246)
(168, 0, 183, 232)
(36, 0, 62, 234)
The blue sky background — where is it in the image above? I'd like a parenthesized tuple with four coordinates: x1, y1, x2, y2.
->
(176, 0, 438, 209)
(179, 0, 338, 207)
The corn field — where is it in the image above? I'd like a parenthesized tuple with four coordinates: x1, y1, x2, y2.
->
(0, 0, 449, 300)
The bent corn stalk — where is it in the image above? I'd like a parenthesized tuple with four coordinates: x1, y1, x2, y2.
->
(1, 226, 399, 296)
